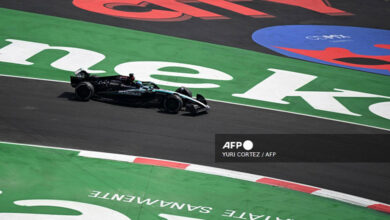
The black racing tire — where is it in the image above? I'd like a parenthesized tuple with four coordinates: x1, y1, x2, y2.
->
(196, 94, 207, 105)
(75, 82, 94, 101)
(175, 86, 192, 98)
(163, 94, 183, 114)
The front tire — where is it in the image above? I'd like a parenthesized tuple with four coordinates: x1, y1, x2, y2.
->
(75, 82, 94, 101)
(163, 95, 183, 114)
(175, 87, 192, 98)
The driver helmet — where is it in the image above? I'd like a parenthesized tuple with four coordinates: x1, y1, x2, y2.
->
(135, 81, 142, 87)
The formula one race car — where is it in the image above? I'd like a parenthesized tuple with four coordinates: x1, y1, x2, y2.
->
(70, 69, 210, 115)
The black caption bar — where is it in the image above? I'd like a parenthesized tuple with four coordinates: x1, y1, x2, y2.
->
(215, 134, 390, 162)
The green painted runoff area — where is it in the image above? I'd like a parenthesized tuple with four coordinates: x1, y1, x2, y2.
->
(1, 8, 390, 130)
(0, 142, 388, 219)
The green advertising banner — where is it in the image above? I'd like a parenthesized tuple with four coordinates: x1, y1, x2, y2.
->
(0, 142, 389, 219)
(1, 8, 389, 130)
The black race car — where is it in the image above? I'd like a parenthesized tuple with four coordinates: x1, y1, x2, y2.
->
(70, 69, 210, 115)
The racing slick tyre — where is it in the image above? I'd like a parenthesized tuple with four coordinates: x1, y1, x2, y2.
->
(196, 94, 207, 105)
(163, 94, 183, 114)
(175, 87, 192, 98)
(75, 82, 95, 101)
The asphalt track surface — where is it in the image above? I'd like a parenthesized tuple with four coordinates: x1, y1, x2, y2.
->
(1, 76, 389, 204)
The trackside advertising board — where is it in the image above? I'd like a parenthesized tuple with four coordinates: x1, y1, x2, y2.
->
(0, 142, 389, 219)
(0, 8, 389, 130)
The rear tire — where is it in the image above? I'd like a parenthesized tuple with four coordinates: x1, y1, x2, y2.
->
(75, 82, 94, 101)
(163, 95, 183, 114)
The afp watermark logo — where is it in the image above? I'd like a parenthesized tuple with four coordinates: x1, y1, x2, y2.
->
(216, 135, 277, 162)
(222, 140, 254, 151)
(216, 134, 390, 162)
